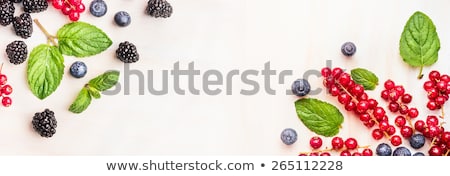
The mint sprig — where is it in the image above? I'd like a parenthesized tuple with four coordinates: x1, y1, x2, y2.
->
(27, 20, 112, 100)
(350, 68, 379, 90)
(69, 71, 120, 114)
(400, 11, 440, 79)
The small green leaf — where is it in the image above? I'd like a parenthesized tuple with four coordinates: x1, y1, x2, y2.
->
(69, 88, 92, 114)
(27, 44, 64, 99)
(88, 70, 120, 91)
(88, 86, 101, 99)
(57, 21, 112, 57)
(350, 68, 379, 90)
(400, 11, 440, 79)
(295, 98, 344, 137)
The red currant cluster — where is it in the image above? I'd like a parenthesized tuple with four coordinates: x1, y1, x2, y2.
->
(380, 80, 417, 140)
(414, 115, 450, 156)
(49, 0, 86, 21)
(300, 136, 372, 156)
(0, 64, 12, 107)
(424, 70, 450, 111)
(321, 67, 391, 140)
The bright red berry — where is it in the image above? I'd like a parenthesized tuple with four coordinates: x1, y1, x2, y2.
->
(390, 135, 402, 146)
(427, 100, 438, 110)
(331, 137, 344, 150)
(399, 104, 409, 115)
(436, 96, 446, 105)
(441, 74, 450, 82)
(0, 74, 6, 85)
(309, 152, 319, 156)
(344, 138, 358, 150)
(394, 116, 406, 127)
(69, 11, 80, 21)
(338, 93, 351, 104)
(373, 107, 386, 119)
(62, 5, 72, 15)
(380, 89, 389, 100)
(356, 100, 369, 113)
(384, 80, 395, 90)
(1, 84, 12, 95)
(407, 108, 419, 118)
(379, 120, 389, 131)
(400, 126, 413, 138)
(414, 120, 425, 132)
(362, 148, 373, 156)
(338, 73, 351, 86)
(423, 81, 435, 90)
(386, 125, 396, 135)
(332, 67, 343, 78)
(75, 3, 85, 13)
(372, 129, 383, 140)
(309, 136, 323, 149)
(359, 113, 370, 122)
(351, 85, 364, 97)
(429, 70, 440, 81)
(69, 0, 82, 5)
(426, 115, 439, 126)
(52, 0, 64, 9)
(367, 99, 378, 109)
(394, 86, 405, 96)
(345, 101, 356, 111)
(428, 145, 444, 156)
(340, 150, 351, 156)
(320, 152, 331, 156)
(321, 67, 331, 77)
(352, 152, 362, 156)
(401, 94, 412, 104)
(2, 96, 12, 107)
(388, 102, 399, 112)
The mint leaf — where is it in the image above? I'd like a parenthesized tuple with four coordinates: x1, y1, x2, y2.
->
(88, 70, 120, 91)
(295, 98, 344, 137)
(57, 22, 112, 57)
(400, 11, 440, 79)
(27, 44, 64, 99)
(69, 88, 92, 114)
(69, 71, 120, 114)
(350, 68, 379, 90)
(88, 86, 101, 99)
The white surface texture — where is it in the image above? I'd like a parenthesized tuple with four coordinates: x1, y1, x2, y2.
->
(1, 0, 449, 155)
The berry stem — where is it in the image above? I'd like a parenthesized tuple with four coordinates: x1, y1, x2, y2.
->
(0, 63, 3, 73)
(440, 108, 445, 119)
(418, 66, 424, 79)
(298, 145, 370, 155)
(33, 19, 58, 47)
(445, 149, 449, 156)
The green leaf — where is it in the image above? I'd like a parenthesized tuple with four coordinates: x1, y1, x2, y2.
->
(295, 98, 344, 137)
(27, 44, 64, 99)
(69, 88, 92, 114)
(88, 70, 120, 91)
(400, 11, 440, 79)
(88, 86, 101, 99)
(57, 21, 112, 57)
(350, 68, 379, 90)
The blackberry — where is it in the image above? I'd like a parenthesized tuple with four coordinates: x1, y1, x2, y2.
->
(146, 0, 173, 18)
(13, 13, 33, 39)
(0, 0, 14, 26)
(32, 109, 57, 138)
(6, 41, 28, 65)
(116, 41, 139, 63)
(23, 0, 48, 13)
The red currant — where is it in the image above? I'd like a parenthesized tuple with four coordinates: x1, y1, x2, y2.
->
(298, 153, 307, 156)
(400, 126, 413, 138)
(1, 84, 12, 95)
(69, 0, 82, 5)
(331, 137, 344, 150)
(384, 80, 395, 90)
(378, 120, 389, 131)
(389, 90, 400, 101)
(52, 0, 64, 9)
(329, 85, 340, 96)
(319, 152, 331, 156)
(436, 96, 446, 105)
(373, 107, 386, 119)
(361, 148, 373, 156)
(388, 102, 399, 112)
(332, 67, 343, 78)
(423, 81, 435, 90)
(427, 88, 439, 99)
(352, 152, 362, 156)
(401, 94, 412, 104)
(69, 11, 80, 21)
(394, 86, 405, 96)
(345, 101, 356, 111)
(426, 115, 439, 126)
(367, 99, 378, 109)
(437, 81, 447, 92)
(359, 113, 370, 122)
(344, 138, 358, 150)
(338, 73, 351, 86)
(338, 93, 351, 104)
(399, 104, 409, 115)
(441, 74, 450, 82)
(363, 120, 375, 128)
(442, 132, 450, 143)
(394, 116, 406, 127)
(309, 152, 319, 156)
(380, 89, 389, 100)
(390, 135, 402, 146)
(75, 3, 85, 13)
(62, 5, 72, 15)
(429, 70, 440, 81)
(428, 145, 444, 156)
(340, 150, 351, 156)
(321, 67, 331, 77)
(309, 136, 323, 149)
(372, 129, 383, 140)
(427, 100, 438, 110)
(358, 92, 368, 101)
(407, 108, 419, 118)
(356, 100, 369, 113)
(351, 85, 364, 97)
(0, 74, 6, 85)
(386, 125, 396, 135)
(2, 96, 12, 107)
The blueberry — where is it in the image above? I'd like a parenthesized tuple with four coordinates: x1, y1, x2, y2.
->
(89, 0, 107, 17)
(280, 128, 297, 145)
(291, 79, 311, 97)
(413, 152, 425, 156)
(341, 42, 356, 56)
(69, 61, 87, 78)
(114, 11, 131, 27)
(376, 143, 392, 156)
(409, 134, 425, 149)
(392, 147, 411, 156)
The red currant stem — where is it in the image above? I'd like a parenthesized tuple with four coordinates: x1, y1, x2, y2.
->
(298, 145, 370, 155)
(445, 149, 449, 156)
(0, 63, 3, 73)
(440, 108, 445, 119)
(417, 66, 424, 79)
(64, 0, 76, 10)
(395, 100, 416, 133)
(335, 82, 390, 139)
(33, 19, 58, 47)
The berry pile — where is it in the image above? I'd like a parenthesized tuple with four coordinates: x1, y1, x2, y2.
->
(413, 115, 450, 156)
(0, 64, 13, 108)
(380, 80, 417, 139)
(299, 136, 372, 156)
(50, 0, 86, 21)
(423, 70, 450, 111)
(321, 67, 392, 140)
